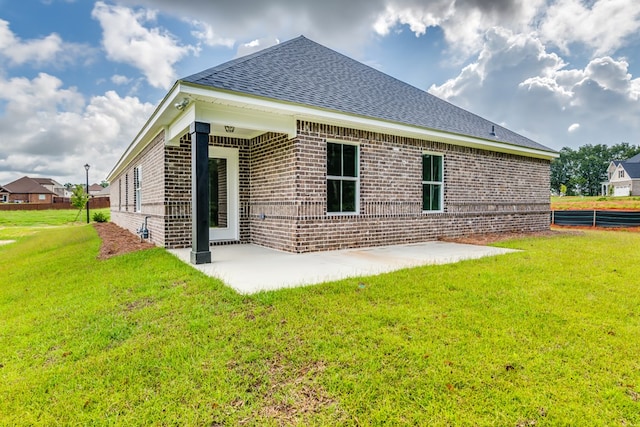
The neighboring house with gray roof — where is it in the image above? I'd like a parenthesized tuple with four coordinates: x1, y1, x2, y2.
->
(107, 36, 557, 264)
(603, 154, 640, 196)
(1, 176, 58, 203)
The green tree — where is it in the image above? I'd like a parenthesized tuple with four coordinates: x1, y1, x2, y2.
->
(609, 142, 639, 161)
(560, 184, 567, 196)
(550, 143, 640, 196)
(551, 147, 578, 195)
(71, 184, 89, 222)
(575, 144, 610, 196)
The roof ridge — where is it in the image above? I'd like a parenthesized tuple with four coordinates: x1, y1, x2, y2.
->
(180, 36, 306, 82)
(178, 35, 553, 153)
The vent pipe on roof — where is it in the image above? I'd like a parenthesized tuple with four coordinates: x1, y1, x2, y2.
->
(490, 125, 496, 137)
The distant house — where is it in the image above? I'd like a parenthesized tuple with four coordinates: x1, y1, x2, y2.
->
(88, 183, 105, 195)
(107, 36, 557, 264)
(0, 176, 59, 203)
(0, 186, 9, 203)
(32, 177, 66, 197)
(602, 153, 640, 196)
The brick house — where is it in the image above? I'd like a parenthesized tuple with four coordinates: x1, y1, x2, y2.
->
(0, 176, 59, 203)
(107, 36, 557, 264)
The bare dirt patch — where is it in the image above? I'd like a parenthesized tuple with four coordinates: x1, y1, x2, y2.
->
(441, 229, 578, 245)
(441, 226, 595, 245)
(93, 222, 154, 260)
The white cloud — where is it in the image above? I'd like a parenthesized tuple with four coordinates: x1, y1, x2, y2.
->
(0, 19, 93, 66)
(373, 4, 447, 37)
(429, 27, 640, 149)
(568, 123, 580, 132)
(236, 37, 280, 57)
(115, 0, 383, 56)
(540, 0, 640, 56)
(111, 74, 133, 85)
(91, 1, 195, 89)
(189, 20, 235, 48)
(372, 0, 546, 57)
(0, 73, 155, 184)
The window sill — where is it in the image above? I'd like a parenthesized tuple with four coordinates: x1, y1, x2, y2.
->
(326, 212, 359, 216)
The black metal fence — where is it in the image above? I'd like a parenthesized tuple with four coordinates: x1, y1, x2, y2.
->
(551, 210, 640, 227)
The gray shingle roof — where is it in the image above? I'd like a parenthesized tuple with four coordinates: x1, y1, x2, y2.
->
(621, 162, 640, 179)
(626, 153, 640, 163)
(182, 36, 554, 153)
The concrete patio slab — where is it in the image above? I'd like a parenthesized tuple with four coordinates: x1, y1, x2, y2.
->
(168, 241, 517, 294)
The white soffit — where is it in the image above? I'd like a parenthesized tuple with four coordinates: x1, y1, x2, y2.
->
(110, 82, 557, 180)
(180, 83, 558, 160)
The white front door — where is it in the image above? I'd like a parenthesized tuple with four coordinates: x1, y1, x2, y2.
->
(208, 146, 239, 241)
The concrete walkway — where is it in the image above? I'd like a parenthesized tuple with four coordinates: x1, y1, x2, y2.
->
(168, 241, 517, 294)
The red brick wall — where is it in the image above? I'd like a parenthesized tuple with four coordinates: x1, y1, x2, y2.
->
(112, 119, 551, 253)
(0, 198, 109, 211)
(162, 133, 251, 249)
(248, 132, 297, 251)
(282, 121, 550, 252)
(111, 131, 165, 245)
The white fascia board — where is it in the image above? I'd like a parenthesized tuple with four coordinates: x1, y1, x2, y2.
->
(109, 81, 557, 181)
(166, 104, 196, 145)
(107, 83, 184, 181)
(181, 84, 558, 160)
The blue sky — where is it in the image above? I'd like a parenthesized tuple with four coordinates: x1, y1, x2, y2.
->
(1, 0, 639, 184)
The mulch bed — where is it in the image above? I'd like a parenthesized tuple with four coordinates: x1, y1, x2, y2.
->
(93, 222, 154, 260)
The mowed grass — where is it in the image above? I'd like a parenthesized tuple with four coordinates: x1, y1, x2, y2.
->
(551, 195, 640, 210)
(1, 225, 639, 425)
(0, 208, 110, 227)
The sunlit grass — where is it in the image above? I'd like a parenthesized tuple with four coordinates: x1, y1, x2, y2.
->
(0, 207, 109, 227)
(1, 224, 639, 425)
(551, 195, 640, 210)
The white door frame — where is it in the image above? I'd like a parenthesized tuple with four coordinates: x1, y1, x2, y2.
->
(208, 146, 239, 241)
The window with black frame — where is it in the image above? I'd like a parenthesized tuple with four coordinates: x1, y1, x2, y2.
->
(422, 153, 443, 211)
(327, 142, 359, 214)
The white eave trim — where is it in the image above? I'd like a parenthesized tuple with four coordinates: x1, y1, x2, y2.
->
(108, 82, 557, 181)
(182, 83, 558, 160)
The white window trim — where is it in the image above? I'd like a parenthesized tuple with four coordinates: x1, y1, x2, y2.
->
(422, 151, 444, 213)
(326, 139, 360, 215)
(134, 165, 142, 212)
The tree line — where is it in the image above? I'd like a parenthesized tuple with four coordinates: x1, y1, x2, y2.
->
(550, 143, 640, 196)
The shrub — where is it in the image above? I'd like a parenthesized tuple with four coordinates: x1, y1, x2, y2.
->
(92, 212, 109, 223)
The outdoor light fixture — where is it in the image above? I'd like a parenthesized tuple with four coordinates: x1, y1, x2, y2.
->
(224, 125, 235, 133)
(84, 163, 90, 224)
(174, 97, 190, 110)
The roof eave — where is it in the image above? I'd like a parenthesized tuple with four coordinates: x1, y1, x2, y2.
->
(108, 83, 557, 182)
(181, 83, 558, 160)
(107, 82, 185, 182)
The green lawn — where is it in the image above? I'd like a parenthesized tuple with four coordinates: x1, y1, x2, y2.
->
(0, 225, 639, 426)
(0, 208, 110, 227)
